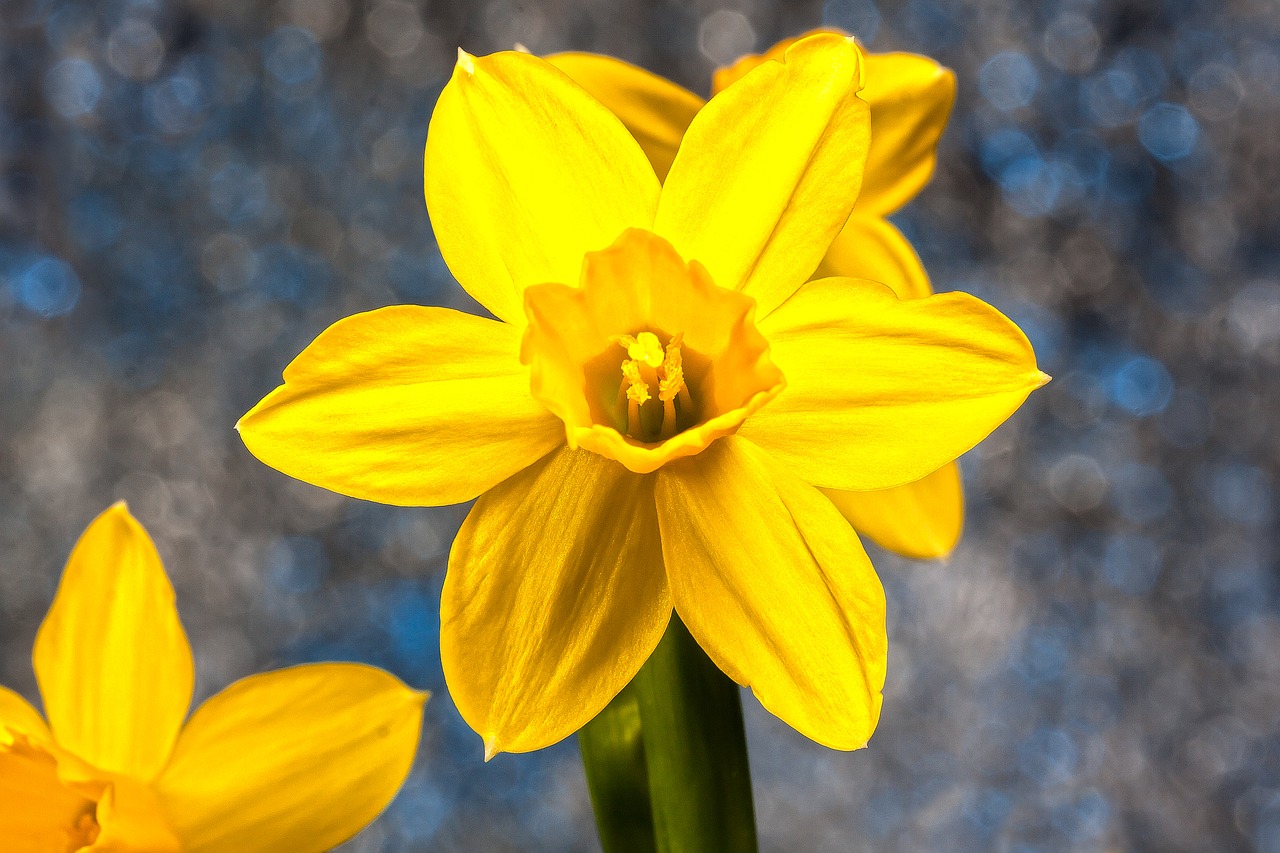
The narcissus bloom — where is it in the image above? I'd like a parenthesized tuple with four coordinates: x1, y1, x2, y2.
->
(0, 503, 426, 852)
(550, 28, 964, 559)
(239, 33, 1045, 756)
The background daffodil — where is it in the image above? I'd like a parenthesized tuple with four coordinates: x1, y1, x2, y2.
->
(0, 503, 426, 852)
(549, 28, 964, 559)
(239, 33, 1045, 758)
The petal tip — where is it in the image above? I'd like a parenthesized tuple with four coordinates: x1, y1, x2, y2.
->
(235, 385, 287, 438)
(483, 736, 500, 762)
(1036, 371, 1053, 388)
(456, 47, 475, 76)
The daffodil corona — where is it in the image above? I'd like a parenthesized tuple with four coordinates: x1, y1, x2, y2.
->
(239, 33, 1047, 757)
(0, 504, 426, 852)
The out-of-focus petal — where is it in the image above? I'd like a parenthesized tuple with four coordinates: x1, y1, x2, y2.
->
(654, 32, 870, 317)
(815, 213, 933, 301)
(155, 664, 426, 853)
(710, 29, 831, 93)
(425, 49, 660, 324)
(442, 447, 670, 757)
(238, 306, 564, 507)
(33, 503, 193, 782)
(655, 437, 886, 749)
(714, 33, 956, 216)
(0, 686, 51, 745)
(547, 52, 703, 182)
(854, 51, 957, 216)
(743, 278, 1047, 491)
(822, 462, 964, 559)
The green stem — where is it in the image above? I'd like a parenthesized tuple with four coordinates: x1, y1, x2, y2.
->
(578, 685, 658, 853)
(631, 615, 758, 853)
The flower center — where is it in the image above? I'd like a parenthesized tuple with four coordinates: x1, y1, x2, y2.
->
(521, 228, 785, 474)
(611, 331, 693, 442)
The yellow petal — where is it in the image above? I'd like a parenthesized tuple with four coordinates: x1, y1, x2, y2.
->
(0, 734, 100, 851)
(546, 52, 704, 182)
(425, 49, 661, 324)
(854, 51, 957, 216)
(822, 462, 963, 559)
(33, 503, 193, 781)
(654, 32, 871, 318)
(0, 686, 51, 744)
(155, 663, 426, 853)
(714, 34, 956, 217)
(655, 437, 885, 749)
(815, 213, 933, 300)
(744, 277, 1047, 491)
(238, 306, 565, 507)
(442, 447, 670, 756)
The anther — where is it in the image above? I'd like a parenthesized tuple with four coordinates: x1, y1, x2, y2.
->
(615, 331, 689, 442)
(611, 332, 665, 368)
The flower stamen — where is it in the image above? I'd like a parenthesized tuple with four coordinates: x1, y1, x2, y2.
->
(616, 332, 688, 442)
(620, 359, 652, 406)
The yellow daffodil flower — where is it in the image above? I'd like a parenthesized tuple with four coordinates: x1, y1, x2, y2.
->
(0, 503, 426, 852)
(549, 29, 965, 559)
(238, 33, 1046, 757)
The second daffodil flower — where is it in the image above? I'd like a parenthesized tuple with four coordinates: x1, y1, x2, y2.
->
(239, 33, 1047, 757)
(0, 504, 426, 852)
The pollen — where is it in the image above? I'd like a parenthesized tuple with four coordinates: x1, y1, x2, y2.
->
(611, 332, 666, 368)
(658, 334, 684, 402)
(657, 367, 684, 402)
(621, 359, 651, 405)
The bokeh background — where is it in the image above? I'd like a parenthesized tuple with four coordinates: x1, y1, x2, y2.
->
(1, 0, 1278, 849)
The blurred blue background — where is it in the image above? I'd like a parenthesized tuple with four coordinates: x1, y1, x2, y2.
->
(2, 0, 1278, 849)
